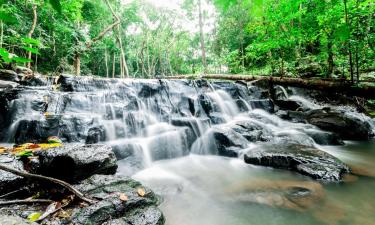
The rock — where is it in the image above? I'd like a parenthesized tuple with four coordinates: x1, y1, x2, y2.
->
(71, 175, 164, 225)
(0, 80, 19, 89)
(304, 129, 344, 145)
(248, 99, 274, 113)
(14, 119, 60, 144)
(244, 144, 350, 181)
(15, 66, 33, 75)
(306, 109, 373, 140)
(275, 100, 302, 111)
(34, 144, 117, 182)
(0, 215, 38, 225)
(0, 69, 19, 82)
(210, 126, 249, 157)
(86, 126, 106, 144)
(0, 155, 25, 195)
(101, 206, 164, 225)
(229, 120, 272, 142)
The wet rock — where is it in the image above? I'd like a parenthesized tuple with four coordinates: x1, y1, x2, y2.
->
(14, 119, 60, 144)
(275, 100, 302, 111)
(34, 144, 117, 182)
(0, 155, 26, 195)
(138, 81, 162, 98)
(244, 144, 350, 181)
(102, 206, 164, 225)
(225, 180, 324, 211)
(211, 126, 249, 157)
(86, 126, 106, 144)
(229, 120, 272, 142)
(0, 69, 19, 82)
(249, 99, 274, 113)
(306, 109, 373, 140)
(0, 215, 37, 225)
(198, 94, 213, 116)
(304, 129, 344, 145)
(71, 175, 164, 225)
(0, 80, 19, 89)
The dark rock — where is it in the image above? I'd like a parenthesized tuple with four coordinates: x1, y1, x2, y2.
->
(304, 129, 344, 145)
(138, 81, 162, 98)
(198, 94, 213, 116)
(0, 155, 25, 195)
(34, 144, 117, 182)
(211, 126, 249, 157)
(244, 144, 350, 181)
(249, 99, 274, 113)
(306, 109, 373, 140)
(71, 175, 164, 225)
(209, 112, 226, 124)
(0, 69, 19, 82)
(0, 215, 37, 225)
(275, 100, 302, 111)
(229, 120, 272, 142)
(14, 119, 60, 144)
(86, 126, 106, 144)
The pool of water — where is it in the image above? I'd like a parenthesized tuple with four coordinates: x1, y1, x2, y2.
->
(120, 140, 375, 225)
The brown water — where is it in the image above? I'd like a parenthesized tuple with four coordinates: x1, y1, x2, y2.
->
(127, 140, 375, 225)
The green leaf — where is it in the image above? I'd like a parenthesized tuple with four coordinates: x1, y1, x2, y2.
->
(22, 37, 41, 46)
(13, 57, 33, 63)
(49, 0, 62, 13)
(22, 46, 40, 55)
(28, 212, 41, 222)
(0, 12, 17, 24)
(17, 150, 33, 158)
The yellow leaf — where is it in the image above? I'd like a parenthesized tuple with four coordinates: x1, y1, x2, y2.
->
(44, 112, 52, 118)
(0, 147, 6, 154)
(119, 193, 128, 201)
(137, 188, 146, 197)
(28, 212, 41, 222)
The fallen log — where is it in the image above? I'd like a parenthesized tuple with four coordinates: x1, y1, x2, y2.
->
(166, 74, 375, 98)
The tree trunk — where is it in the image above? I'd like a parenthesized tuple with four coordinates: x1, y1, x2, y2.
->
(327, 32, 334, 77)
(27, 4, 37, 69)
(112, 52, 115, 78)
(105, 48, 109, 78)
(74, 52, 81, 76)
(343, 0, 354, 83)
(198, 0, 207, 74)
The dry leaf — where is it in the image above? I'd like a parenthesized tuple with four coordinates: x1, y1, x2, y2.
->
(0, 147, 6, 154)
(137, 188, 146, 197)
(119, 193, 128, 201)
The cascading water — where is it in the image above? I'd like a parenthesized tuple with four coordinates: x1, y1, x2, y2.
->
(1, 76, 375, 225)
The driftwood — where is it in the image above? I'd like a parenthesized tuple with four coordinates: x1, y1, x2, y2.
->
(167, 74, 375, 98)
(0, 163, 96, 204)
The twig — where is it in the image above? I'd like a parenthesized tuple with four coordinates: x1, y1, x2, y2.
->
(0, 188, 25, 199)
(0, 199, 53, 206)
(0, 164, 96, 204)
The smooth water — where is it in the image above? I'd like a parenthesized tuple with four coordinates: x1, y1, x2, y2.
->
(126, 140, 375, 225)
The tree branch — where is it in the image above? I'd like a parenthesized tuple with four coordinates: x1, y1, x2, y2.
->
(0, 199, 53, 206)
(0, 164, 96, 204)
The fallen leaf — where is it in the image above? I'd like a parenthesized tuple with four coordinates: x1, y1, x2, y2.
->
(119, 193, 128, 201)
(28, 212, 41, 222)
(0, 147, 6, 154)
(137, 188, 146, 197)
(47, 136, 62, 144)
(44, 112, 51, 117)
(17, 150, 33, 158)
(38, 202, 60, 221)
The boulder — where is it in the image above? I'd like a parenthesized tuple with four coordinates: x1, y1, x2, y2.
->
(71, 175, 164, 225)
(303, 129, 344, 145)
(244, 144, 350, 181)
(0, 69, 19, 82)
(34, 144, 117, 182)
(210, 126, 249, 157)
(274, 100, 302, 111)
(86, 126, 106, 144)
(248, 99, 274, 113)
(0, 215, 37, 225)
(14, 119, 60, 144)
(306, 109, 373, 140)
(0, 154, 25, 195)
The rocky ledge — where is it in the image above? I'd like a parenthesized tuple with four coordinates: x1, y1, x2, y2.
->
(0, 144, 164, 225)
(244, 144, 350, 181)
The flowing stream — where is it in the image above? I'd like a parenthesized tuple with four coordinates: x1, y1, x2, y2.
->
(1, 77, 374, 225)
